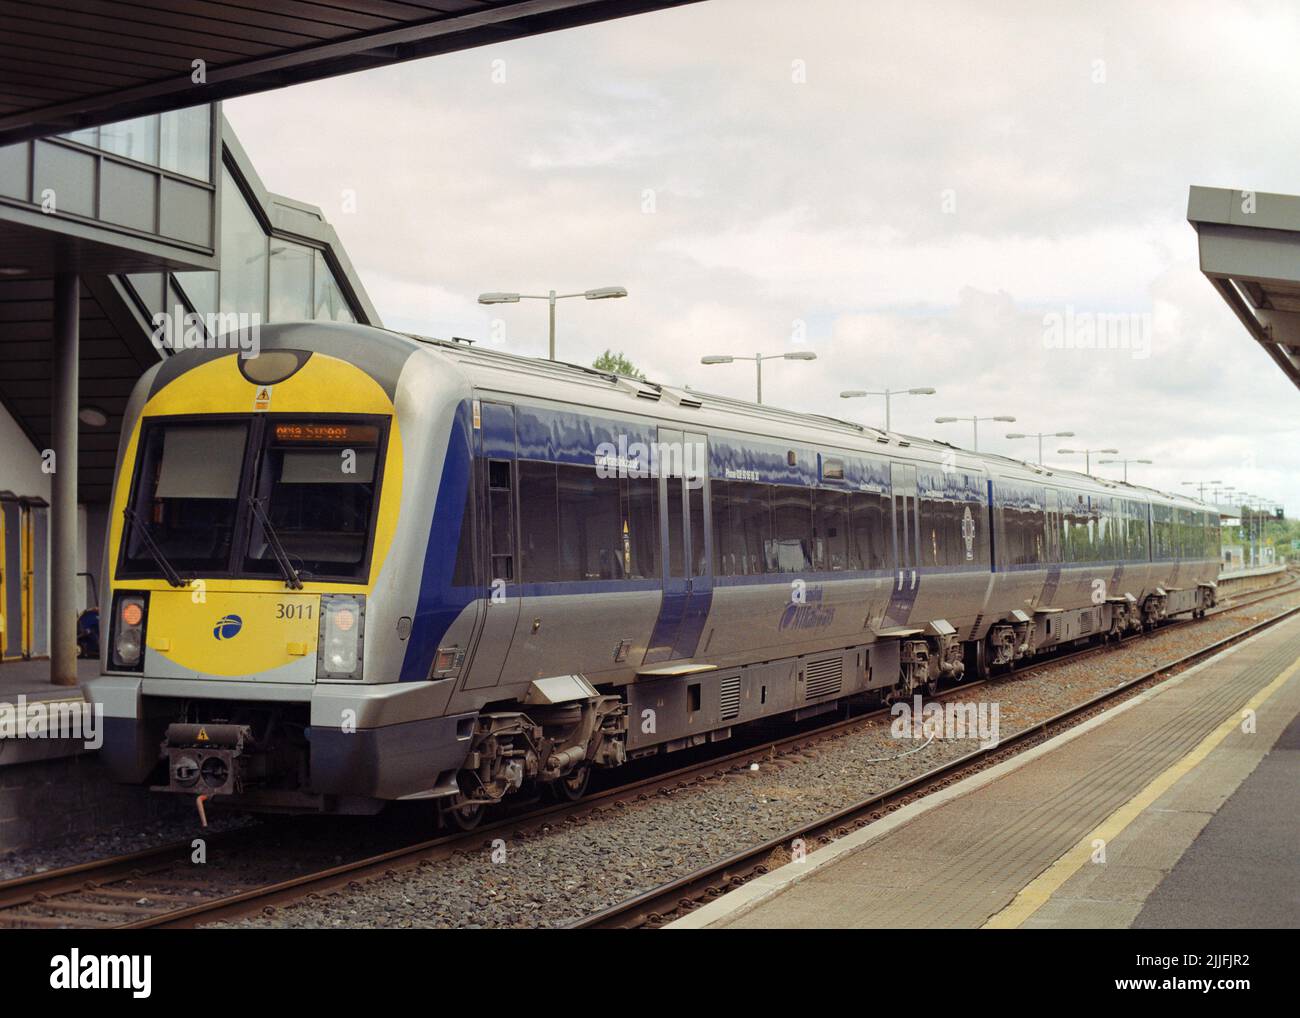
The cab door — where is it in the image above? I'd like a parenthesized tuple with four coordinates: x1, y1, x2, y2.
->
(643, 428, 713, 664)
(462, 401, 520, 689)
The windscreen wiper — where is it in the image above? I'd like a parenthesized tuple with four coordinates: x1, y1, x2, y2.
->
(123, 507, 186, 588)
(247, 496, 303, 590)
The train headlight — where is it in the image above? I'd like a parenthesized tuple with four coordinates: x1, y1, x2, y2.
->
(111, 592, 148, 670)
(318, 594, 364, 680)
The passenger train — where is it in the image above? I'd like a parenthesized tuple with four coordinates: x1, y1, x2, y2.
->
(87, 322, 1220, 824)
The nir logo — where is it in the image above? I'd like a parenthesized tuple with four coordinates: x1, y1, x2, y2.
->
(213, 614, 243, 640)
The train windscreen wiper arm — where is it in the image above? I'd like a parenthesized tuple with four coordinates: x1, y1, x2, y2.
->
(122, 507, 186, 588)
(247, 496, 304, 590)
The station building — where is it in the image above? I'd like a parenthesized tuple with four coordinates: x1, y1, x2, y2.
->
(0, 106, 377, 672)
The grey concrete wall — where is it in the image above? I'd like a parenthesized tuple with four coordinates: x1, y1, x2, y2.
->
(0, 752, 187, 854)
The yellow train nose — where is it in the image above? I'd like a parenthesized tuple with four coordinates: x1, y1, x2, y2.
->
(144, 591, 320, 682)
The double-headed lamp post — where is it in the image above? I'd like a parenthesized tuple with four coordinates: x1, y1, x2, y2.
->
(701, 350, 817, 404)
(478, 286, 627, 361)
(934, 414, 1015, 452)
(1099, 457, 1152, 483)
(1006, 429, 1075, 466)
(1057, 447, 1118, 474)
(1181, 479, 1223, 501)
(839, 387, 936, 432)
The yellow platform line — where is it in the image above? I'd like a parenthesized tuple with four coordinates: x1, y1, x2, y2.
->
(983, 653, 1300, 929)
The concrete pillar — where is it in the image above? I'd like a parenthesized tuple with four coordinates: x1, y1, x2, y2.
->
(50, 273, 78, 686)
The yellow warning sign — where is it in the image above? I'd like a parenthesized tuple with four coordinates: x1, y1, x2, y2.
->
(253, 385, 273, 412)
(197, 727, 209, 742)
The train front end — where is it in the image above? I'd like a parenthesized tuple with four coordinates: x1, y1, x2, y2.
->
(86, 323, 473, 814)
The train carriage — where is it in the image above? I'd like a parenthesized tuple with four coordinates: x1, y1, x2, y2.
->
(86, 322, 1220, 821)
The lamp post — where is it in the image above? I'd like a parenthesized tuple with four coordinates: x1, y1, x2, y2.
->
(1006, 429, 1075, 466)
(1099, 457, 1152, 483)
(934, 414, 1016, 452)
(839, 386, 936, 432)
(701, 350, 817, 404)
(478, 285, 627, 361)
(1057, 447, 1118, 474)
(1181, 479, 1222, 501)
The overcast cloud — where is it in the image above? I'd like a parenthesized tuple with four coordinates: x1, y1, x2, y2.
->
(224, 0, 1300, 514)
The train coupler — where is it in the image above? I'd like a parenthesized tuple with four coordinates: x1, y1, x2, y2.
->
(155, 722, 255, 798)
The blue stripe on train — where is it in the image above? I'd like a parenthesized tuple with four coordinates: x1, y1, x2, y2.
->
(400, 401, 476, 681)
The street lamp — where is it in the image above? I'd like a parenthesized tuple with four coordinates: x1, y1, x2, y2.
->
(1181, 479, 1222, 501)
(1057, 447, 1118, 474)
(1099, 457, 1152, 483)
(1006, 429, 1075, 466)
(934, 414, 1016, 452)
(840, 386, 936, 432)
(701, 350, 817, 404)
(478, 285, 627, 361)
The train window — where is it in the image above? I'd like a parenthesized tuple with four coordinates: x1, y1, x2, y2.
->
(1000, 487, 1045, 567)
(711, 480, 771, 577)
(812, 490, 849, 570)
(556, 464, 623, 581)
(768, 486, 812, 572)
(487, 459, 514, 583)
(122, 421, 249, 576)
(848, 490, 887, 570)
(245, 420, 383, 579)
(688, 482, 707, 576)
(518, 461, 559, 581)
(666, 476, 685, 578)
(623, 476, 658, 579)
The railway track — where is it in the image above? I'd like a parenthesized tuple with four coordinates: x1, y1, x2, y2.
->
(0, 572, 1293, 929)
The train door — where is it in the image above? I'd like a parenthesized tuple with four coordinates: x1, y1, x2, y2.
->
(644, 428, 713, 664)
(0, 493, 21, 660)
(884, 463, 920, 626)
(462, 401, 520, 690)
(890, 463, 919, 574)
(22, 498, 49, 658)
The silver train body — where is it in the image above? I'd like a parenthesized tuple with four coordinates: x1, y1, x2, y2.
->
(88, 323, 1220, 815)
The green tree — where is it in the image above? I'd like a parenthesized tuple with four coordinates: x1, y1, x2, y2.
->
(592, 349, 644, 379)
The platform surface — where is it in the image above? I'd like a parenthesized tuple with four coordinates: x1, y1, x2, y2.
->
(0, 659, 99, 766)
(673, 612, 1300, 929)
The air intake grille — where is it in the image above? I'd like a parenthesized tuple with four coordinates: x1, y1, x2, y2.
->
(968, 613, 984, 641)
(719, 674, 741, 720)
(805, 657, 843, 700)
(1080, 609, 1096, 635)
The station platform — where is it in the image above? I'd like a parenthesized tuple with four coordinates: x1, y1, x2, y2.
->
(0, 659, 98, 767)
(672, 612, 1300, 929)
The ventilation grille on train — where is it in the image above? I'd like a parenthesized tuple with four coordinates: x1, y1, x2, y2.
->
(1079, 609, 1096, 635)
(719, 674, 741, 720)
(805, 657, 843, 700)
(968, 613, 984, 641)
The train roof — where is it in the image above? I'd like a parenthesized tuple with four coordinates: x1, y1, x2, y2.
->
(196, 322, 1209, 515)
(397, 330, 1211, 514)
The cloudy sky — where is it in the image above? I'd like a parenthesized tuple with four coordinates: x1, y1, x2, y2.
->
(225, 0, 1300, 515)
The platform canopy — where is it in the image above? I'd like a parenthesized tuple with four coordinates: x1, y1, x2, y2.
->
(1188, 185, 1300, 391)
(0, 0, 700, 147)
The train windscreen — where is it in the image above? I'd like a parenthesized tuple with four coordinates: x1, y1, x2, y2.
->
(122, 421, 250, 575)
(243, 421, 384, 581)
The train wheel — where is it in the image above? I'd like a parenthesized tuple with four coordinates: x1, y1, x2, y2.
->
(443, 795, 486, 832)
(549, 765, 591, 803)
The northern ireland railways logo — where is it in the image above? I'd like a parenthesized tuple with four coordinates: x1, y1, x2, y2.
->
(779, 585, 836, 631)
(213, 614, 243, 640)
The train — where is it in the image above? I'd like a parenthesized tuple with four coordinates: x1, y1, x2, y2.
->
(86, 321, 1221, 826)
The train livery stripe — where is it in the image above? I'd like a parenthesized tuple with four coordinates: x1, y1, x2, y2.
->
(400, 400, 476, 682)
